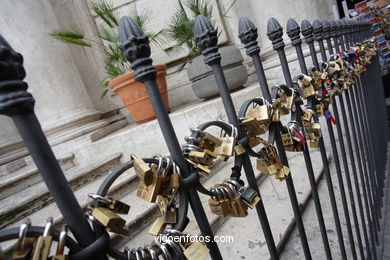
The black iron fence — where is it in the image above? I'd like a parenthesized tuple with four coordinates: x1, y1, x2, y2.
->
(0, 13, 387, 260)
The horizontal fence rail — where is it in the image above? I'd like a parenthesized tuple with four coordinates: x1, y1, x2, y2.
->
(0, 13, 387, 260)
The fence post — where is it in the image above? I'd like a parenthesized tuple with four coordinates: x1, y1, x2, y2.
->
(194, 15, 279, 260)
(266, 17, 312, 260)
(0, 37, 99, 250)
(117, 17, 223, 260)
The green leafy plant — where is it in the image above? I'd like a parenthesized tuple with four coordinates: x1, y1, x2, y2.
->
(164, 0, 236, 72)
(50, 1, 163, 98)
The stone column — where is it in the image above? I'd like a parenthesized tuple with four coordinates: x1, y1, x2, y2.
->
(0, 0, 100, 134)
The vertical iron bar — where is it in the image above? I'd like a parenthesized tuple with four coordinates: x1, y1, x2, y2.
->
(266, 17, 312, 260)
(194, 15, 278, 260)
(313, 19, 358, 260)
(301, 18, 349, 260)
(339, 20, 378, 259)
(327, 20, 365, 259)
(332, 20, 371, 259)
(350, 22, 383, 230)
(0, 37, 99, 250)
(286, 18, 333, 260)
(118, 17, 222, 260)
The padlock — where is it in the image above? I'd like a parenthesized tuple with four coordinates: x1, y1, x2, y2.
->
(208, 187, 231, 217)
(149, 217, 167, 236)
(183, 241, 210, 260)
(136, 165, 163, 203)
(52, 225, 68, 260)
(198, 131, 222, 151)
(230, 196, 248, 217)
(32, 217, 53, 260)
(188, 150, 216, 166)
(271, 108, 280, 122)
(242, 117, 267, 136)
(92, 207, 130, 236)
(248, 104, 271, 126)
(239, 187, 261, 209)
(132, 155, 153, 186)
(12, 219, 35, 260)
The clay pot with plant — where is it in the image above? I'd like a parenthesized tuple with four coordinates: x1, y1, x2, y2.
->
(165, 0, 246, 100)
(50, 1, 169, 124)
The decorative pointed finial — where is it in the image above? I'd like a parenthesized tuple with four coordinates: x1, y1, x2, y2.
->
(238, 17, 260, 56)
(301, 20, 314, 43)
(313, 20, 323, 41)
(267, 17, 284, 50)
(118, 16, 156, 82)
(340, 20, 348, 35)
(335, 20, 343, 36)
(286, 18, 302, 46)
(321, 20, 331, 39)
(0, 36, 34, 116)
(194, 15, 220, 65)
(329, 20, 337, 38)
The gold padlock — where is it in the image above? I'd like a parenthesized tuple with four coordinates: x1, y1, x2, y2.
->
(32, 218, 53, 260)
(149, 217, 166, 236)
(136, 165, 163, 203)
(92, 207, 130, 236)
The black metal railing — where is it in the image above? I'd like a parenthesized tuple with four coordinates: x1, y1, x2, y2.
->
(0, 13, 387, 260)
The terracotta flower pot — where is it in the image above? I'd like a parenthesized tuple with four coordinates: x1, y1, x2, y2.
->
(109, 64, 170, 124)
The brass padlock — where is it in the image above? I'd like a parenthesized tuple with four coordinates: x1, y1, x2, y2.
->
(52, 225, 68, 260)
(188, 150, 216, 166)
(12, 219, 35, 260)
(230, 196, 248, 217)
(92, 207, 130, 236)
(183, 241, 210, 260)
(271, 108, 280, 122)
(198, 131, 222, 151)
(149, 217, 166, 236)
(132, 155, 153, 186)
(32, 217, 53, 260)
(208, 187, 231, 217)
(248, 102, 271, 126)
(242, 117, 266, 136)
(136, 165, 163, 203)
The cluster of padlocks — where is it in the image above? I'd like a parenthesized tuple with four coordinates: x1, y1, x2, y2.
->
(0, 13, 382, 260)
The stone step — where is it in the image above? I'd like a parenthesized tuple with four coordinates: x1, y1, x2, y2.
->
(0, 153, 75, 200)
(0, 152, 122, 228)
(0, 113, 125, 166)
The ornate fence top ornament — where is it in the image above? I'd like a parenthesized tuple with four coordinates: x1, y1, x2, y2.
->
(238, 17, 260, 56)
(267, 17, 285, 50)
(0, 36, 34, 116)
(336, 20, 344, 37)
(118, 16, 156, 82)
(194, 15, 221, 65)
(301, 20, 314, 44)
(286, 18, 302, 46)
(329, 20, 338, 38)
(322, 20, 331, 39)
(313, 19, 323, 41)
